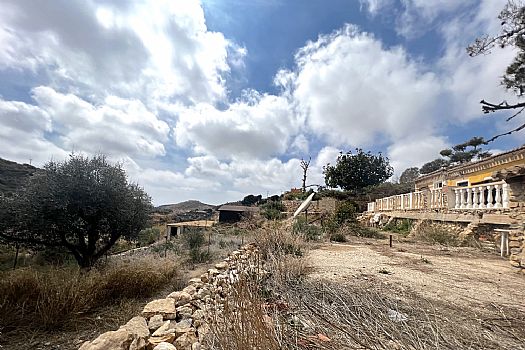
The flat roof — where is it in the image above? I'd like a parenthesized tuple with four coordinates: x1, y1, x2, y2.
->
(218, 205, 260, 212)
(166, 220, 214, 227)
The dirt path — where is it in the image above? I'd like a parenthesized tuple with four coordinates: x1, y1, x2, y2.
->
(308, 238, 525, 314)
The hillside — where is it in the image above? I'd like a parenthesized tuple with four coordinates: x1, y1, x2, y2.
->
(155, 200, 216, 213)
(0, 158, 40, 194)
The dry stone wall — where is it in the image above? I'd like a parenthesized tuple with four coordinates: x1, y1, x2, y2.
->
(79, 243, 261, 350)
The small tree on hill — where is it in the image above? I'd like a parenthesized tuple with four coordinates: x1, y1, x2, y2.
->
(399, 167, 420, 185)
(0, 154, 152, 268)
(323, 149, 393, 193)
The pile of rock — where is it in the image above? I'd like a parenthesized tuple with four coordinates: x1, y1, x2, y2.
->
(79, 243, 261, 350)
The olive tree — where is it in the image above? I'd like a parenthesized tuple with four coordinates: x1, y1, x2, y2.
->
(0, 154, 152, 268)
(323, 149, 393, 193)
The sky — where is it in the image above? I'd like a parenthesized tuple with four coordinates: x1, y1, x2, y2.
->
(0, 0, 523, 205)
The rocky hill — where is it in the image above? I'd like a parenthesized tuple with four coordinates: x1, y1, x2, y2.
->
(155, 200, 216, 213)
(0, 158, 40, 195)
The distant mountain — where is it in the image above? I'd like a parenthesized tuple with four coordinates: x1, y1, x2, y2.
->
(0, 158, 41, 195)
(155, 200, 216, 213)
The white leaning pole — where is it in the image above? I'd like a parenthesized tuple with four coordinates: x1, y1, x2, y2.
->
(293, 192, 316, 220)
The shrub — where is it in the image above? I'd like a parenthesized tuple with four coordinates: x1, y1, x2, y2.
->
(184, 228, 206, 249)
(189, 248, 212, 263)
(346, 223, 386, 239)
(137, 227, 160, 246)
(261, 200, 286, 220)
(334, 201, 357, 225)
(0, 256, 179, 330)
(383, 219, 412, 234)
(293, 217, 322, 241)
(330, 232, 347, 242)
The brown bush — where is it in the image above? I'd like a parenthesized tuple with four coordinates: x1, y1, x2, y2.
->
(0, 256, 179, 331)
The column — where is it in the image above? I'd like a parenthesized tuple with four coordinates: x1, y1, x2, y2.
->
(460, 188, 466, 209)
(494, 183, 502, 208)
(400, 195, 404, 210)
(502, 183, 509, 208)
(466, 188, 472, 209)
(479, 186, 486, 209)
(472, 187, 479, 209)
(487, 185, 493, 208)
(409, 192, 413, 210)
(454, 188, 460, 209)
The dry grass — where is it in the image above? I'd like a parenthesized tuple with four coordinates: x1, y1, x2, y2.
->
(0, 255, 181, 332)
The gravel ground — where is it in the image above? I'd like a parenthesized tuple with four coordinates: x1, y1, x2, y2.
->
(308, 237, 525, 315)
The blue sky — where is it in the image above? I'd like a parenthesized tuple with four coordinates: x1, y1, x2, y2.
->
(0, 0, 522, 205)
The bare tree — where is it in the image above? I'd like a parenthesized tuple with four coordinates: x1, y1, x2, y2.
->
(300, 157, 311, 192)
(467, 1, 525, 141)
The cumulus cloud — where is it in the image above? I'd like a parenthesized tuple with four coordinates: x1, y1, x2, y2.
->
(284, 24, 439, 147)
(174, 91, 299, 159)
(387, 136, 449, 176)
(0, 0, 237, 105)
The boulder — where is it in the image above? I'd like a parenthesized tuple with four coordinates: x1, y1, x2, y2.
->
(147, 334, 176, 350)
(176, 305, 194, 319)
(214, 262, 228, 270)
(79, 329, 133, 350)
(174, 331, 198, 350)
(148, 315, 165, 331)
(170, 319, 194, 337)
(129, 337, 147, 350)
(182, 285, 197, 295)
(142, 299, 177, 319)
(168, 291, 192, 306)
(152, 342, 177, 350)
(121, 316, 149, 339)
(152, 321, 173, 337)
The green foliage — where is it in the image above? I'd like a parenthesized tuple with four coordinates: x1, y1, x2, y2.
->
(0, 154, 152, 268)
(334, 201, 357, 225)
(347, 223, 386, 239)
(323, 149, 393, 192)
(399, 167, 420, 185)
(420, 158, 449, 174)
(284, 189, 321, 201)
(293, 217, 322, 241)
(241, 194, 262, 206)
(189, 248, 211, 263)
(383, 219, 412, 235)
(261, 200, 285, 220)
(184, 228, 206, 249)
(137, 227, 160, 246)
(330, 232, 347, 242)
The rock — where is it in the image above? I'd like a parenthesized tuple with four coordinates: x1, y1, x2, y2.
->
(168, 291, 192, 306)
(79, 329, 133, 350)
(152, 321, 172, 337)
(147, 334, 176, 350)
(200, 273, 209, 283)
(196, 287, 211, 300)
(142, 299, 177, 320)
(170, 319, 194, 337)
(214, 261, 228, 270)
(177, 305, 194, 319)
(148, 315, 164, 331)
(174, 331, 198, 350)
(121, 316, 149, 338)
(129, 337, 147, 350)
(192, 342, 201, 350)
(152, 343, 177, 350)
(197, 323, 210, 342)
(207, 268, 219, 276)
(182, 285, 197, 295)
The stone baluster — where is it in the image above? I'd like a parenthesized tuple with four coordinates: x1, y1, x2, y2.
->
(466, 188, 472, 209)
(472, 187, 479, 209)
(400, 195, 404, 210)
(502, 183, 509, 208)
(460, 188, 466, 209)
(486, 185, 493, 208)
(494, 183, 502, 208)
(454, 189, 460, 209)
(478, 186, 486, 209)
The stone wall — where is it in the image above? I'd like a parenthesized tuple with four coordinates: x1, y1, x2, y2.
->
(508, 176, 525, 209)
(79, 243, 261, 350)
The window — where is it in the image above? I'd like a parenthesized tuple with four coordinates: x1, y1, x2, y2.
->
(456, 180, 469, 187)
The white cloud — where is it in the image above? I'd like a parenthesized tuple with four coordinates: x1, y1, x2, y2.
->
(174, 91, 299, 159)
(0, 0, 237, 106)
(387, 136, 449, 176)
(286, 24, 439, 147)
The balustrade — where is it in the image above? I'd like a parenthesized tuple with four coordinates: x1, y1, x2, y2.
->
(367, 181, 509, 213)
(453, 182, 508, 209)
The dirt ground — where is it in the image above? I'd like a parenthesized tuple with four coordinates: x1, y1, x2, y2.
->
(308, 236, 525, 316)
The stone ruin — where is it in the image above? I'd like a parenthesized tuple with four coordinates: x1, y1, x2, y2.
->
(79, 243, 261, 350)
